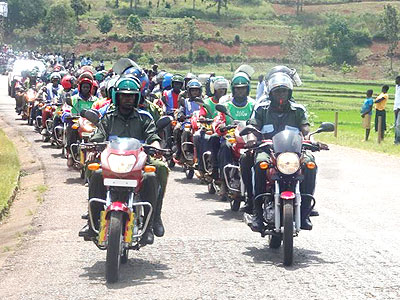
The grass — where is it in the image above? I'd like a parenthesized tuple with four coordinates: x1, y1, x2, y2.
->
(0, 129, 20, 216)
(34, 184, 48, 204)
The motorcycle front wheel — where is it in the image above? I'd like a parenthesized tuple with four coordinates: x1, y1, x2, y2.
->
(106, 211, 124, 283)
(229, 196, 241, 212)
(185, 168, 194, 179)
(283, 200, 294, 266)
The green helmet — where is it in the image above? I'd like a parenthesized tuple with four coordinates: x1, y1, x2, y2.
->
(95, 72, 105, 82)
(111, 77, 141, 107)
(171, 74, 184, 84)
(231, 72, 250, 96)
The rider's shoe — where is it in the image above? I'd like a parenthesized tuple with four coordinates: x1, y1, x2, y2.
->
(153, 218, 165, 237)
(78, 224, 96, 240)
(250, 211, 264, 233)
(40, 128, 47, 136)
(81, 212, 89, 220)
(140, 229, 154, 245)
(300, 217, 313, 230)
(67, 156, 74, 168)
(310, 209, 319, 217)
(241, 203, 253, 214)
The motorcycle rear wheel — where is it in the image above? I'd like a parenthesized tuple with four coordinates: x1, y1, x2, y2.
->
(106, 212, 124, 283)
(185, 168, 194, 179)
(229, 197, 241, 212)
(283, 200, 294, 266)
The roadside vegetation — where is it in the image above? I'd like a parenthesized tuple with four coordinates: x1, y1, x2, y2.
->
(0, 129, 20, 218)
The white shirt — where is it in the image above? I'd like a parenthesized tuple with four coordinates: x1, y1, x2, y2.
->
(394, 85, 400, 110)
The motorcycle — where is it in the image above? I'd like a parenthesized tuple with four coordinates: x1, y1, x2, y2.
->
(240, 122, 334, 266)
(24, 88, 38, 125)
(214, 104, 249, 211)
(173, 115, 196, 179)
(82, 110, 171, 283)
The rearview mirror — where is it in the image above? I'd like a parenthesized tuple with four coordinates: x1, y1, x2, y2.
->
(215, 104, 227, 114)
(239, 125, 262, 137)
(318, 122, 335, 133)
(156, 115, 172, 131)
(79, 109, 87, 118)
(84, 109, 100, 125)
(65, 96, 73, 107)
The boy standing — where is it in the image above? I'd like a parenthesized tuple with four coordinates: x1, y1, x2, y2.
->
(374, 85, 389, 140)
(394, 76, 400, 144)
(361, 89, 374, 141)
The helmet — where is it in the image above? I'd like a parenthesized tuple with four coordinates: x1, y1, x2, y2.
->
(155, 71, 167, 85)
(210, 76, 229, 95)
(77, 74, 94, 93)
(61, 75, 76, 90)
(111, 77, 141, 108)
(184, 72, 196, 89)
(161, 73, 173, 90)
(231, 72, 250, 96)
(50, 72, 61, 81)
(29, 68, 39, 77)
(187, 79, 202, 97)
(267, 72, 293, 111)
(265, 65, 302, 87)
(123, 67, 149, 95)
(53, 64, 62, 72)
(78, 71, 94, 81)
(105, 76, 120, 99)
(94, 71, 105, 82)
(172, 74, 184, 84)
(91, 80, 99, 96)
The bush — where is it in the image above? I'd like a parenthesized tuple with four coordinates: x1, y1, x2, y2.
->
(194, 47, 211, 63)
(351, 28, 372, 47)
(97, 14, 113, 34)
(128, 43, 144, 60)
(234, 34, 241, 44)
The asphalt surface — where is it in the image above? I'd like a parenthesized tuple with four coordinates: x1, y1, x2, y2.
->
(1, 76, 400, 299)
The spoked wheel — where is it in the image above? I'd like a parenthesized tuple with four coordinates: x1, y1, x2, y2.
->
(121, 249, 129, 264)
(185, 168, 194, 179)
(268, 235, 282, 249)
(283, 200, 294, 266)
(106, 211, 124, 283)
(229, 197, 241, 212)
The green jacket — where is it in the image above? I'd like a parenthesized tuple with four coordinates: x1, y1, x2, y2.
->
(90, 108, 161, 144)
(71, 94, 98, 115)
(249, 100, 309, 139)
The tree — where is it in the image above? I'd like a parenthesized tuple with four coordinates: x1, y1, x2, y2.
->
(284, 31, 314, 76)
(206, 0, 228, 16)
(44, 3, 76, 52)
(325, 15, 356, 65)
(97, 14, 113, 34)
(127, 14, 143, 35)
(171, 17, 199, 66)
(381, 4, 399, 73)
(7, 0, 46, 32)
(70, 0, 88, 23)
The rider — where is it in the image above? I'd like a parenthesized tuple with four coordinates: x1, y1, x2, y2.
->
(162, 74, 184, 114)
(173, 79, 203, 161)
(210, 72, 255, 184)
(63, 74, 97, 166)
(79, 77, 169, 245)
(194, 77, 229, 175)
(178, 72, 197, 107)
(246, 72, 316, 232)
(41, 72, 63, 135)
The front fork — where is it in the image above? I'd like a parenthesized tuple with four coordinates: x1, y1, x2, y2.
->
(274, 181, 301, 234)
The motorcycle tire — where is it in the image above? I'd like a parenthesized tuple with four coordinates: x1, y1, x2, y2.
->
(208, 182, 216, 195)
(283, 200, 294, 266)
(106, 211, 124, 283)
(185, 168, 194, 180)
(121, 249, 129, 264)
(268, 235, 282, 249)
(230, 197, 241, 212)
(42, 135, 49, 143)
(80, 168, 85, 180)
(168, 159, 175, 169)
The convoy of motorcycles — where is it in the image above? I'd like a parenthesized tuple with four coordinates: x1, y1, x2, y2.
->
(7, 54, 334, 282)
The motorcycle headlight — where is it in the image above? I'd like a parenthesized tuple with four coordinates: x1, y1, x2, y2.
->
(108, 154, 136, 173)
(276, 152, 300, 175)
(82, 120, 95, 132)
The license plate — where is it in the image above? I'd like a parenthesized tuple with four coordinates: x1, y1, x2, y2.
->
(104, 178, 137, 187)
(82, 132, 93, 137)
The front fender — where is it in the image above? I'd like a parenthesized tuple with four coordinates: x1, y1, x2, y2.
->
(105, 202, 130, 220)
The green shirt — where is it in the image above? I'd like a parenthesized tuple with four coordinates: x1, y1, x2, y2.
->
(71, 94, 98, 115)
(202, 97, 219, 118)
(224, 97, 255, 126)
(249, 100, 309, 139)
(90, 108, 161, 145)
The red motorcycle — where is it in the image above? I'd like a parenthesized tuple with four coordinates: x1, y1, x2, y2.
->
(82, 110, 171, 283)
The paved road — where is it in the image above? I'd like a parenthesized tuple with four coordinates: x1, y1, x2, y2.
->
(0, 77, 400, 299)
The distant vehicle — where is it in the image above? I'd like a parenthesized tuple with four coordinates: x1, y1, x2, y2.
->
(8, 59, 46, 97)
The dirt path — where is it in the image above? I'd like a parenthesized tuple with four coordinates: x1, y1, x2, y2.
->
(0, 76, 399, 299)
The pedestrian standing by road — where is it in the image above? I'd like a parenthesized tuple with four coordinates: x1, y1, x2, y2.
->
(374, 85, 389, 141)
(361, 89, 374, 141)
(393, 76, 400, 144)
